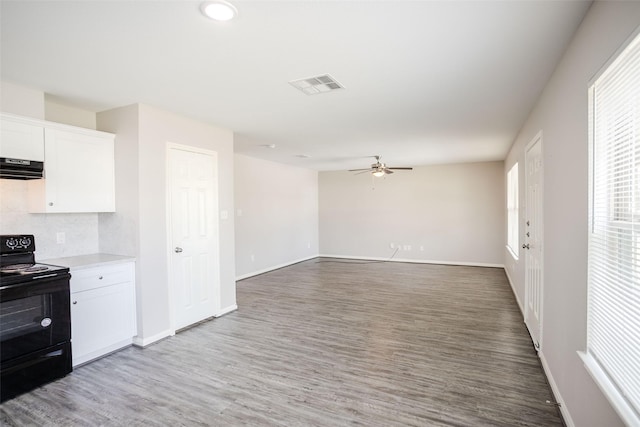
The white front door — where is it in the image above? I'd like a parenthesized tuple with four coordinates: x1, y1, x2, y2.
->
(524, 132, 543, 351)
(168, 145, 220, 331)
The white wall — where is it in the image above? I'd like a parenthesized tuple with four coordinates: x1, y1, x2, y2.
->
(1, 81, 44, 119)
(98, 104, 236, 345)
(504, 2, 640, 426)
(319, 161, 504, 266)
(44, 94, 97, 129)
(96, 104, 140, 258)
(234, 154, 319, 279)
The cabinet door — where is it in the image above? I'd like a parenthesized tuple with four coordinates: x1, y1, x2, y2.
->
(0, 117, 44, 161)
(70, 281, 135, 367)
(41, 128, 115, 212)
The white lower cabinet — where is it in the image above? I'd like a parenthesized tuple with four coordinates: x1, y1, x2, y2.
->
(70, 262, 136, 367)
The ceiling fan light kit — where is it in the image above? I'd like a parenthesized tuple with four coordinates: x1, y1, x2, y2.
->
(348, 155, 413, 177)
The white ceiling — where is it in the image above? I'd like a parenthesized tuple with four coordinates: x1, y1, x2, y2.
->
(0, 0, 592, 171)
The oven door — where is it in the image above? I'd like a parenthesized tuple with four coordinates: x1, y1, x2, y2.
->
(0, 273, 71, 363)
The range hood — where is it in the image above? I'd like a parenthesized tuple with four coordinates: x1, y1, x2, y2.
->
(0, 158, 44, 180)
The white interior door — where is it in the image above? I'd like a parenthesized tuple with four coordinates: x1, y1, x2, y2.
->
(524, 133, 543, 351)
(168, 146, 220, 331)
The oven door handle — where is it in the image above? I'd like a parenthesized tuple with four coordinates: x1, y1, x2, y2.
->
(33, 273, 59, 280)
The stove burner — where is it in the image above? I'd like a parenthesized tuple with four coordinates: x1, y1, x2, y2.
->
(25, 265, 50, 273)
(0, 263, 49, 274)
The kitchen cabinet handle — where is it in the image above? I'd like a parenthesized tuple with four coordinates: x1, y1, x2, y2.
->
(48, 202, 54, 206)
(98, 276, 103, 280)
(175, 247, 183, 253)
(73, 301, 77, 305)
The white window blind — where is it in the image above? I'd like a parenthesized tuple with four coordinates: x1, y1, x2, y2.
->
(507, 163, 519, 258)
(584, 30, 640, 426)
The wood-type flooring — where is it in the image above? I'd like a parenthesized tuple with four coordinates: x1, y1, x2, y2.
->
(1, 259, 563, 426)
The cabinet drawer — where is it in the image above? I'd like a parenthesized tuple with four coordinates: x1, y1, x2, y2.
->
(70, 264, 132, 293)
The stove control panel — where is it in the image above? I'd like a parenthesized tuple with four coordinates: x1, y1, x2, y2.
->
(1, 235, 35, 254)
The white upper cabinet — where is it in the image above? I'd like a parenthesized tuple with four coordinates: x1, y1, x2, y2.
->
(29, 127, 116, 213)
(0, 114, 45, 161)
(1, 113, 116, 213)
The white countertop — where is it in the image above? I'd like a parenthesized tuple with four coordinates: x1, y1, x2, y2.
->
(41, 253, 135, 270)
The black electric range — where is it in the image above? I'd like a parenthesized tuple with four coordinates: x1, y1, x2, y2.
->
(0, 234, 72, 402)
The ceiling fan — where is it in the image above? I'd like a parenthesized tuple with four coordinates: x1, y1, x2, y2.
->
(348, 155, 413, 177)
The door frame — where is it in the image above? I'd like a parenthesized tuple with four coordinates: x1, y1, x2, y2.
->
(166, 142, 221, 334)
(524, 131, 544, 350)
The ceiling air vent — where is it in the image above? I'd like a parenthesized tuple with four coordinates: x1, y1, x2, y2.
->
(288, 74, 345, 95)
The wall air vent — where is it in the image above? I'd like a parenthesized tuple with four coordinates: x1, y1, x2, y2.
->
(288, 74, 345, 95)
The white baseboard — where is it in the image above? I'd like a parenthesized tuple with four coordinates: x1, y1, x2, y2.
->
(237, 255, 503, 281)
(236, 255, 318, 280)
(215, 304, 238, 317)
(132, 329, 173, 348)
(504, 266, 524, 315)
(318, 254, 504, 269)
(539, 350, 575, 427)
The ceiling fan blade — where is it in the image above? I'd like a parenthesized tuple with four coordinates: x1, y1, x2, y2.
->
(348, 157, 413, 176)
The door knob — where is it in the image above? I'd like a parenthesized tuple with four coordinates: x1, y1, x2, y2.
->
(522, 244, 530, 250)
(175, 247, 183, 253)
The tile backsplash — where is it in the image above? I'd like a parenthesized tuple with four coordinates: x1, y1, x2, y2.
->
(0, 179, 99, 260)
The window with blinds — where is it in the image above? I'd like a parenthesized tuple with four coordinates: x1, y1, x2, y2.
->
(582, 30, 640, 426)
(507, 163, 519, 258)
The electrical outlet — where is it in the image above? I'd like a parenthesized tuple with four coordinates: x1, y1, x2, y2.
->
(420, 245, 424, 251)
(250, 254, 255, 262)
(307, 242, 311, 249)
(390, 243, 394, 249)
(56, 232, 65, 244)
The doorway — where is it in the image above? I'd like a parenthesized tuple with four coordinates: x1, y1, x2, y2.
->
(524, 132, 543, 351)
(167, 144, 220, 331)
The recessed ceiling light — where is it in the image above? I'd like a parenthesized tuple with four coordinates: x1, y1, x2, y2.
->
(201, 1, 237, 21)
